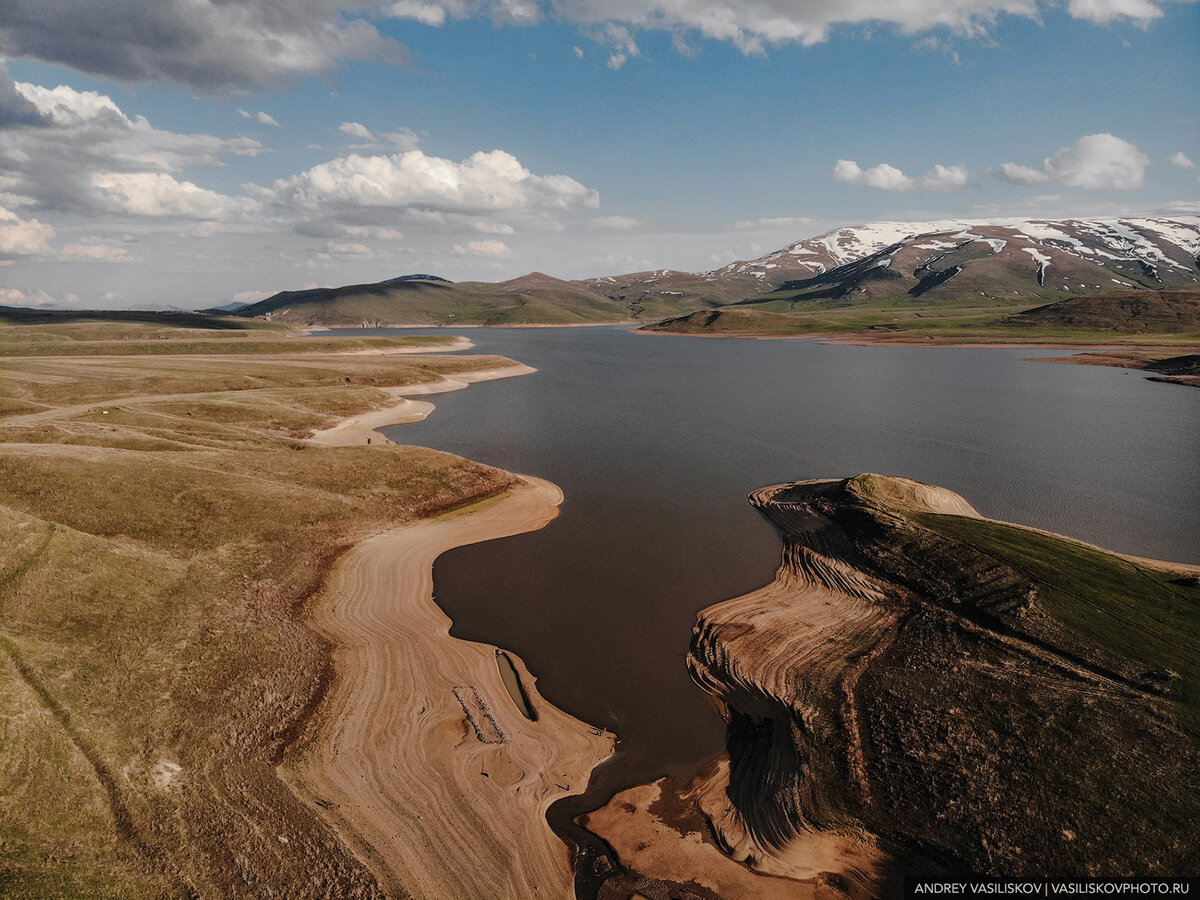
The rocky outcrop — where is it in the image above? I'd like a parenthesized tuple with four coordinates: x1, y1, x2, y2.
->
(679, 475, 1200, 885)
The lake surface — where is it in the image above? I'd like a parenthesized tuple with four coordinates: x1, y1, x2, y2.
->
(361, 326, 1200, 792)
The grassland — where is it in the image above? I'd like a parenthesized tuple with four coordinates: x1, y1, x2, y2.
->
(0, 316, 524, 897)
(909, 512, 1200, 734)
(643, 292, 1200, 349)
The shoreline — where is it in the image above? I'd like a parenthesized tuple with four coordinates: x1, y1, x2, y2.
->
(286, 361, 614, 898)
(635, 327, 1200, 352)
(306, 363, 536, 446)
(299, 321, 633, 334)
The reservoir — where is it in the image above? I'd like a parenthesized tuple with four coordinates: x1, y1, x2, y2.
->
(366, 326, 1200, 793)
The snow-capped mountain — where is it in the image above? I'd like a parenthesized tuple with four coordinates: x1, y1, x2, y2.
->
(712, 217, 1200, 302)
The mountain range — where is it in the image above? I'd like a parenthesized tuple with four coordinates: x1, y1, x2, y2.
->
(228, 216, 1200, 331)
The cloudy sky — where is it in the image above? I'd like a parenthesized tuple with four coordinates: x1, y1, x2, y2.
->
(1, 0, 1197, 309)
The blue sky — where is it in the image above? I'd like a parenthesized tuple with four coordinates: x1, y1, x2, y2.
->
(1, 0, 1197, 308)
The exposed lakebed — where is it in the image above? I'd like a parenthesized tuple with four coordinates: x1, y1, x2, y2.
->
(349, 326, 1200, 799)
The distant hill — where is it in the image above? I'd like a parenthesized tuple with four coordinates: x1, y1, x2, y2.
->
(644, 308, 804, 335)
(1003, 290, 1200, 333)
(380, 274, 453, 284)
(232, 272, 632, 327)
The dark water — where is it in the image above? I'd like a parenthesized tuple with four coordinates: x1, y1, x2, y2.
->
(360, 326, 1200, 791)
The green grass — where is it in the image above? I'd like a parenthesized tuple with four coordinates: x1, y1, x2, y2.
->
(911, 513, 1200, 733)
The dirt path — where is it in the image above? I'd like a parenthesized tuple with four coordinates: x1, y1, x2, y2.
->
(282, 476, 612, 899)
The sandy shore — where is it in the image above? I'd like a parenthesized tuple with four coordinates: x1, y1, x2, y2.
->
(283, 477, 613, 899)
(306, 364, 535, 447)
(288, 361, 612, 898)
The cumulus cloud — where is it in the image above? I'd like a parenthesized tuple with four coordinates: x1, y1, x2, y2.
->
(1170, 151, 1195, 169)
(919, 163, 970, 192)
(0, 204, 55, 256)
(0, 0, 409, 92)
(339, 121, 376, 141)
(997, 133, 1150, 190)
(92, 172, 254, 219)
(453, 238, 511, 257)
(254, 148, 599, 216)
(59, 241, 134, 262)
(833, 160, 912, 191)
(832, 159, 969, 192)
(1, 79, 263, 217)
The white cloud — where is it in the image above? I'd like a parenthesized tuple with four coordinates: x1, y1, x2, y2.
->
(919, 163, 970, 192)
(322, 241, 375, 259)
(833, 159, 970, 192)
(3, 0, 1190, 95)
(591, 22, 640, 68)
(255, 148, 599, 215)
(390, 0, 450, 24)
(591, 215, 641, 229)
(238, 108, 251, 119)
(734, 215, 818, 230)
(2, 80, 264, 221)
(997, 133, 1150, 190)
(382, 128, 421, 150)
(833, 159, 913, 191)
(454, 238, 511, 257)
(256, 111, 280, 127)
(0, 287, 59, 307)
(574, 45, 585, 58)
(1066, 0, 1167, 23)
(375, 0, 1193, 60)
(58, 242, 133, 262)
(91, 172, 253, 219)
(0, 204, 56, 256)
(1170, 151, 1195, 169)
(339, 121, 376, 142)
(474, 221, 515, 233)
(997, 162, 1053, 185)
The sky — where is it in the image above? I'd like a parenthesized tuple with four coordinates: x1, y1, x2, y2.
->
(1, 0, 1198, 309)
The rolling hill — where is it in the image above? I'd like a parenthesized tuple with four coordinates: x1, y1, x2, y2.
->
(1003, 289, 1200, 333)
(232, 272, 632, 327)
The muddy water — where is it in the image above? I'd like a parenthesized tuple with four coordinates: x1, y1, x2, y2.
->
(361, 325, 1199, 843)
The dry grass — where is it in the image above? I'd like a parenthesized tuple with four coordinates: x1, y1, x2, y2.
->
(0, 324, 522, 897)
